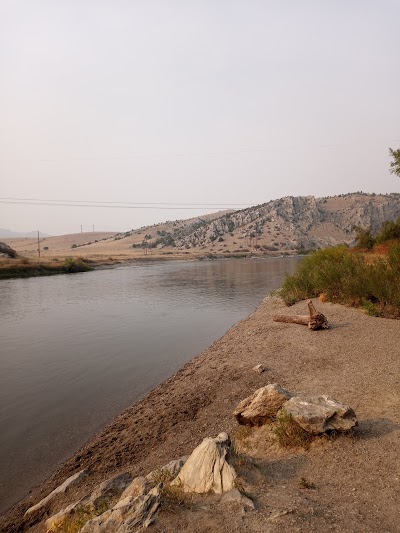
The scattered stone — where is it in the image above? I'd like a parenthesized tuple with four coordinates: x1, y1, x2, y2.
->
(220, 488, 255, 510)
(25, 469, 87, 515)
(234, 384, 293, 426)
(81, 486, 160, 532)
(171, 432, 237, 494)
(284, 394, 358, 434)
(252, 363, 266, 374)
(45, 472, 132, 531)
(268, 508, 295, 522)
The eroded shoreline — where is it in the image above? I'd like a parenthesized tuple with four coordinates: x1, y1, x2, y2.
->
(2, 297, 400, 532)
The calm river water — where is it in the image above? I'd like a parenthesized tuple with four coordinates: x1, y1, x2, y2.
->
(0, 257, 300, 512)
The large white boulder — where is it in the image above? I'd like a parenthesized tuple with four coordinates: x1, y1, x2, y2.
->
(171, 432, 237, 494)
(284, 394, 358, 434)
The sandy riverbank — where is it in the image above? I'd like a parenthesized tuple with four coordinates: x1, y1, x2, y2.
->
(1, 297, 399, 532)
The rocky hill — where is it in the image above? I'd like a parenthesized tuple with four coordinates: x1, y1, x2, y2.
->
(5, 194, 400, 259)
(136, 192, 400, 253)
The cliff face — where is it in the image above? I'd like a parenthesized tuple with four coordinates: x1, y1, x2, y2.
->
(172, 193, 400, 251)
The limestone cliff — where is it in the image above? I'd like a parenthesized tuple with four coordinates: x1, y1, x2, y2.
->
(171, 193, 400, 251)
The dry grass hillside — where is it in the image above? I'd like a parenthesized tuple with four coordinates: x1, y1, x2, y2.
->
(4, 193, 400, 262)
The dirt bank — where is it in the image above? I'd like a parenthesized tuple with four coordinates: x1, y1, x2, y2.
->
(1, 297, 399, 532)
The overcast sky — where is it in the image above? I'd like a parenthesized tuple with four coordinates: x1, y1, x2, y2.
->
(1, 0, 399, 234)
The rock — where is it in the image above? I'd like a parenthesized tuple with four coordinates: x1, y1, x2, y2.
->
(252, 364, 266, 374)
(46, 460, 187, 532)
(146, 456, 189, 483)
(233, 384, 293, 426)
(268, 508, 295, 522)
(284, 395, 358, 434)
(45, 472, 132, 531)
(220, 488, 255, 510)
(25, 469, 87, 515)
(80, 486, 160, 532)
(90, 472, 133, 508)
(120, 476, 150, 501)
(45, 502, 78, 531)
(171, 432, 237, 494)
(0, 242, 17, 258)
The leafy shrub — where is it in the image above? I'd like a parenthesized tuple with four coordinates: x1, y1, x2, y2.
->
(62, 257, 92, 273)
(376, 217, 400, 243)
(280, 244, 400, 316)
(354, 226, 375, 250)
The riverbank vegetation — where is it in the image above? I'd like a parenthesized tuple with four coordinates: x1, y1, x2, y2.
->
(0, 257, 93, 280)
(280, 243, 400, 317)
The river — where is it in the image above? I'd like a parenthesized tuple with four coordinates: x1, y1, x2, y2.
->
(0, 257, 300, 513)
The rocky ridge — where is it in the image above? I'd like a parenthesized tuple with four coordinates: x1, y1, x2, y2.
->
(171, 193, 400, 251)
(113, 192, 400, 253)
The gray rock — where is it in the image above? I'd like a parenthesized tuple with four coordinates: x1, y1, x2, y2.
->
(146, 456, 189, 484)
(171, 433, 237, 494)
(25, 469, 87, 515)
(81, 486, 160, 532)
(252, 364, 267, 374)
(119, 476, 150, 501)
(0, 242, 17, 258)
(284, 394, 358, 434)
(90, 472, 133, 508)
(45, 472, 132, 531)
(233, 384, 293, 426)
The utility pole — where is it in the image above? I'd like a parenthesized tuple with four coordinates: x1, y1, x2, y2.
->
(81, 225, 83, 234)
(37, 230, 41, 259)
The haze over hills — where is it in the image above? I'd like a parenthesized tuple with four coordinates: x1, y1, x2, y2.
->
(3, 193, 400, 258)
(0, 229, 51, 239)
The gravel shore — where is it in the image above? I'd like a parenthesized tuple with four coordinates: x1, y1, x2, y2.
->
(2, 297, 399, 532)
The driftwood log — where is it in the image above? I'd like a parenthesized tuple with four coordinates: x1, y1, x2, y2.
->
(273, 300, 329, 330)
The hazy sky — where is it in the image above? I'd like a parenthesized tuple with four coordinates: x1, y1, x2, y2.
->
(1, 0, 399, 234)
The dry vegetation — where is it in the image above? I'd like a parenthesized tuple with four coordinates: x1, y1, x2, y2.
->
(280, 243, 400, 318)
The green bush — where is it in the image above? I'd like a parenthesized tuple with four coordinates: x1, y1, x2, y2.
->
(376, 217, 400, 243)
(354, 226, 375, 250)
(280, 245, 400, 316)
(62, 257, 92, 273)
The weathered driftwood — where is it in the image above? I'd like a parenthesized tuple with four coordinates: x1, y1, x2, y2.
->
(273, 300, 329, 330)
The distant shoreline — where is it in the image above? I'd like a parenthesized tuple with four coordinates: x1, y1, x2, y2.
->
(0, 251, 302, 280)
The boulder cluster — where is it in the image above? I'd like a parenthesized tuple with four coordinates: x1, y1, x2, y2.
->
(29, 382, 357, 531)
(233, 383, 358, 435)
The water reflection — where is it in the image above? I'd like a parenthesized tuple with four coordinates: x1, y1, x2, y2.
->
(0, 257, 300, 512)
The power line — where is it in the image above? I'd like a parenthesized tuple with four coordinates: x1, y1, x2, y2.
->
(0, 197, 252, 207)
(0, 200, 249, 210)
